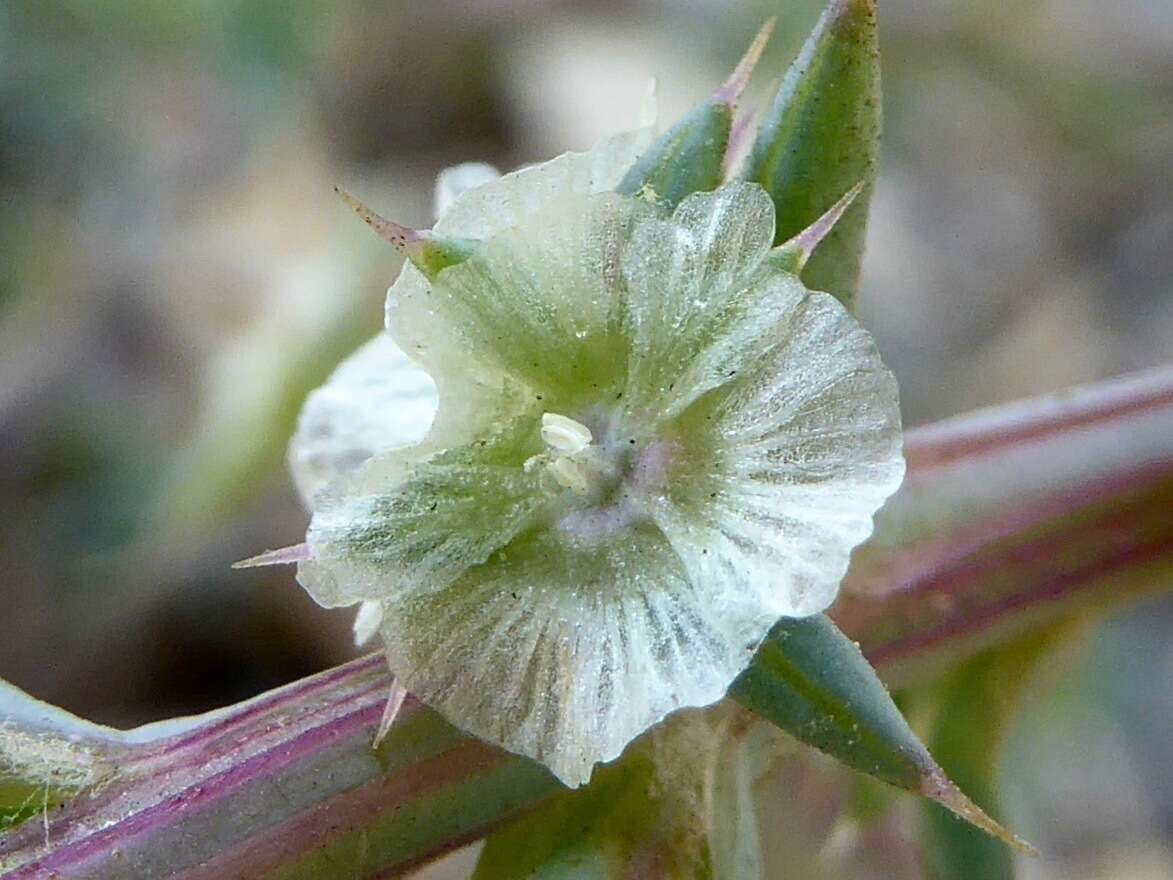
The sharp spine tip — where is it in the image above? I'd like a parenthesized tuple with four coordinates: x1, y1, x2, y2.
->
(334, 186, 427, 252)
(722, 106, 759, 180)
(232, 543, 311, 569)
(922, 766, 1037, 855)
(714, 17, 776, 106)
(374, 676, 410, 746)
(773, 181, 865, 271)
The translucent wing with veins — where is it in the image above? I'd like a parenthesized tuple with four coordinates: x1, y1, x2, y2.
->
(292, 177, 903, 785)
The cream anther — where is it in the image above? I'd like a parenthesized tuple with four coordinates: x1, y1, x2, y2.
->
(546, 457, 593, 496)
(540, 413, 593, 454)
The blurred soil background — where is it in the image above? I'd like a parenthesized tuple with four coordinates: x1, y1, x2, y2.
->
(1, 1, 1171, 877)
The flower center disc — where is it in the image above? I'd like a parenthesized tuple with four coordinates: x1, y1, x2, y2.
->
(527, 411, 675, 548)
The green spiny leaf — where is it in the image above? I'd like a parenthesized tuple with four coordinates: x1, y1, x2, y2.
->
(729, 615, 1029, 850)
(614, 95, 732, 212)
(742, 0, 881, 309)
(616, 20, 773, 211)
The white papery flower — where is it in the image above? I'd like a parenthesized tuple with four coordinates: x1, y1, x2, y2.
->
(280, 130, 903, 786)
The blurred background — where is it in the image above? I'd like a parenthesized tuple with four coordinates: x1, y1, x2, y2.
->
(1, 0, 1170, 877)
